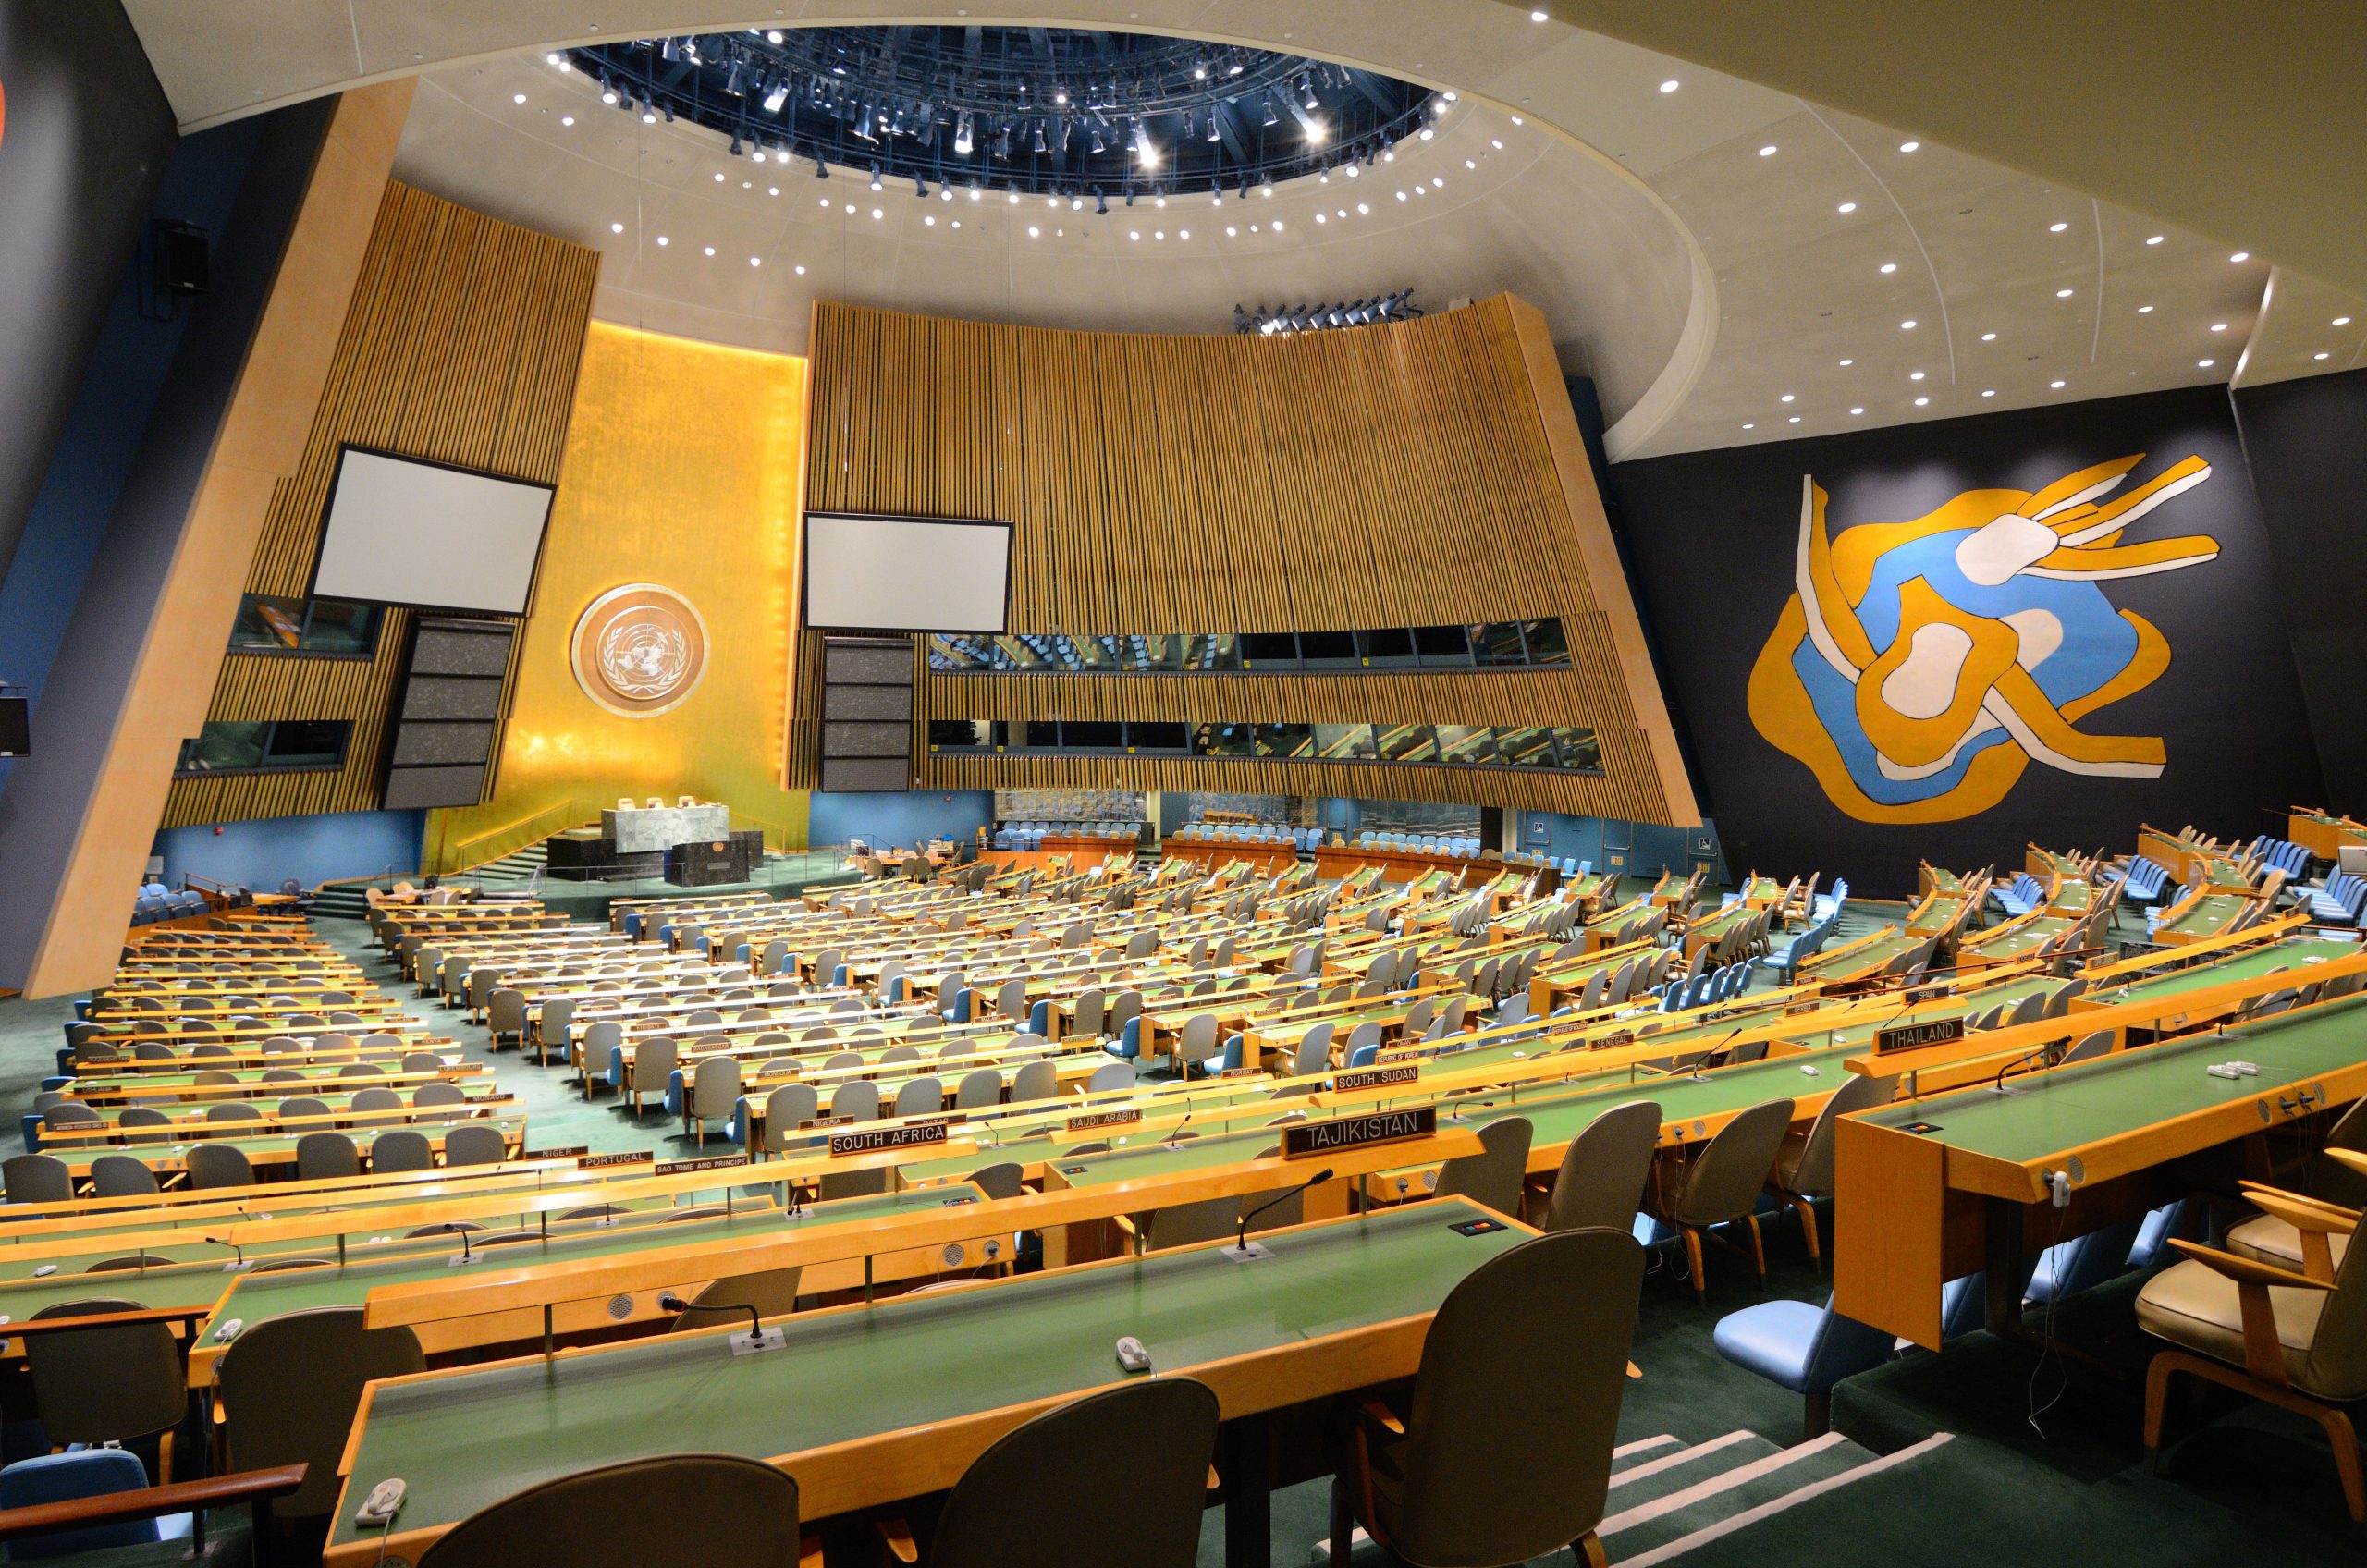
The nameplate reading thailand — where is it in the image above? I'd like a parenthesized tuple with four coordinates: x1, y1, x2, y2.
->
(656, 1153, 746, 1175)
(828, 1122, 950, 1158)
(1282, 1106, 1439, 1159)
(1333, 1064, 1419, 1094)
(578, 1150, 656, 1170)
(1875, 1016, 1966, 1056)
(1066, 1108, 1143, 1133)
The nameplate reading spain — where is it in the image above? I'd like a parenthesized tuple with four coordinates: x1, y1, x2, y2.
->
(1333, 1064, 1418, 1094)
(1282, 1106, 1438, 1159)
(828, 1122, 950, 1158)
(1875, 1016, 1965, 1056)
(1066, 1108, 1142, 1133)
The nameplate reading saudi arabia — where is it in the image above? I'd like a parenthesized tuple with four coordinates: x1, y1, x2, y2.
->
(1875, 1016, 1965, 1056)
(1332, 1064, 1419, 1094)
(828, 1122, 950, 1158)
(1066, 1108, 1142, 1133)
(1282, 1105, 1438, 1159)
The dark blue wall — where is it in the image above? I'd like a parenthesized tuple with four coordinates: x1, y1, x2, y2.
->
(808, 791, 994, 850)
(0, 117, 270, 794)
(1515, 813, 1725, 882)
(152, 809, 424, 893)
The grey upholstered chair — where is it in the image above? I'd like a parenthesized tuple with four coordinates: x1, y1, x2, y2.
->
(1433, 1118, 1534, 1219)
(416, 1453, 799, 1568)
(1544, 1100, 1662, 1235)
(219, 1306, 425, 1525)
(1647, 1097, 1796, 1300)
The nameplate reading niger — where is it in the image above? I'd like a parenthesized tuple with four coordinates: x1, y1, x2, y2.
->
(829, 1122, 950, 1158)
(1875, 1016, 1965, 1056)
(522, 1145, 589, 1161)
(1333, 1064, 1419, 1094)
(1282, 1106, 1438, 1159)
(1066, 1108, 1142, 1133)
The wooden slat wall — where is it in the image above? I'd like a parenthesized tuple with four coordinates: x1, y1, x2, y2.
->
(164, 183, 600, 830)
(794, 294, 1682, 820)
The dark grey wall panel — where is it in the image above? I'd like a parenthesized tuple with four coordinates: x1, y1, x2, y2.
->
(823, 682, 914, 721)
(821, 757, 912, 793)
(409, 623, 514, 677)
(383, 766, 487, 810)
(824, 643, 914, 684)
(399, 677, 505, 721)
(390, 723, 496, 766)
(823, 721, 910, 757)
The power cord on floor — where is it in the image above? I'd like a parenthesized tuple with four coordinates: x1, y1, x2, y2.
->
(2027, 1195, 2073, 1439)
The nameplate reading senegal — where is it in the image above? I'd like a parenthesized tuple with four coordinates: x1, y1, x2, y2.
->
(1597, 1029, 1637, 1050)
(829, 1122, 950, 1158)
(1876, 1016, 1965, 1056)
(579, 1150, 656, 1170)
(1333, 1064, 1419, 1094)
(1066, 1108, 1143, 1133)
(1282, 1106, 1438, 1159)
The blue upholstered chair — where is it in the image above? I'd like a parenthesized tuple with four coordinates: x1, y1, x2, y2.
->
(1712, 1294, 1896, 1438)
(0, 1450, 192, 1560)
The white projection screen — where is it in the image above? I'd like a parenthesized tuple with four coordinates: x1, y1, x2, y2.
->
(310, 447, 556, 616)
(802, 513, 1012, 633)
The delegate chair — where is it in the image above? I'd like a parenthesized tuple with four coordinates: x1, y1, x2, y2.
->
(297, 1132, 362, 1182)
(1332, 1229, 1644, 1568)
(1767, 1072, 1898, 1267)
(188, 1144, 253, 1190)
(373, 1130, 434, 1173)
(1713, 1294, 1898, 1439)
(667, 1268, 803, 1331)
(24, 1301, 187, 1483)
(0, 1450, 193, 1561)
(88, 1155, 161, 1199)
(910, 1378, 1220, 1568)
(4, 1155, 73, 1205)
(444, 1125, 507, 1167)
(416, 1453, 800, 1568)
(1646, 1098, 1796, 1301)
(685, 1058, 741, 1148)
(218, 1308, 426, 1535)
(1433, 1119, 1534, 1220)
(1543, 1101, 1662, 1234)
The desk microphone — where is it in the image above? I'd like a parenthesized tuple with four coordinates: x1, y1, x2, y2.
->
(1988, 1042, 2054, 1096)
(205, 1236, 245, 1271)
(659, 1292, 785, 1354)
(1227, 1168, 1332, 1262)
(1164, 1110, 1194, 1149)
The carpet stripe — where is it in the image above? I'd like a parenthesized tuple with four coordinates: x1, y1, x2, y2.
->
(1613, 1435, 1683, 1463)
(1606, 1430, 1761, 1490)
(1602, 1433, 1847, 1534)
(1610, 1434, 1956, 1567)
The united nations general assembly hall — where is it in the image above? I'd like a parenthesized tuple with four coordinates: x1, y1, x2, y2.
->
(0, 4, 2363, 1565)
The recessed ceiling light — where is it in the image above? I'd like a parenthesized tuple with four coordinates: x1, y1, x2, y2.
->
(1838, 358, 1855, 366)
(1910, 371, 1926, 381)
(1531, 7, 1549, 19)
(714, 172, 724, 182)
(1788, 415, 1802, 423)
(2198, 358, 2214, 368)
(2316, 351, 2333, 361)
(2050, 379, 2067, 388)
(1981, 331, 1997, 341)
(749, 256, 760, 266)
(1315, 214, 1327, 225)
(870, 208, 882, 220)
(925, 214, 937, 227)
(1742, 423, 1755, 430)
(560, 116, 574, 126)
(819, 198, 830, 208)
(703, 246, 715, 256)
(1780, 393, 1796, 403)
(1027, 226, 1040, 238)
(2048, 221, 2067, 233)
(609, 221, 623, 233)
(1901, 319, 1918, 329)
(2230, 251, 2250, 263)
(512, 92, 527, 104)
(1129, 230, 1141, 240)
(1660, 79, 1680, 92)
(2336, 316, 2354, 326)
(1849, 407, 1865, 415)
(2138, 304, 2154, 313)
(1225, 226, 1237, 237)
(1879, 262, 1898, 274)
(2210, 322, 2228, 332)
(1838, 202, 1858, 214)
(1356, 202, 1369, 214)
(1913, 396, 1930, 406)
(1759, 145, 1778, 157)
(2145, 234, 2164, 245)
(656, 235, 668, 246)
(794, 264, 806, 275)
(2055, 288, 2074, 298)
(1981, 389, 1996, 397)
(1898, 140, 1919, 153)
(1179, 229, 1190, 239)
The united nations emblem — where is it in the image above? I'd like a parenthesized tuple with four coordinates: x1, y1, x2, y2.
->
(570, 584, 708, 717)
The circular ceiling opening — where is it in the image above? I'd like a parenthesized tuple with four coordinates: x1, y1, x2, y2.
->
(565, 26, 1442, 202)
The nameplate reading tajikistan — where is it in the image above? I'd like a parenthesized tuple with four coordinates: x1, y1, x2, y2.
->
(1875, 1016, 1966, 1056)
(1282, 1106, 1439, 1159)
(578, 1150, 656, 1170)
(1333, 1064, 1419, 1094)
(828, 1122, 951, 1158)
(1066, 1108, 1143, 1133)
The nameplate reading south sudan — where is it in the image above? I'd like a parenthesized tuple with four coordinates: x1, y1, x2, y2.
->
(1282, 1106, 1438, 1159)
(657, 1153, 746, 1175)
(1066, 1108, 1143, 1133)
(578, 1150, 656, 1170)
(1333, 1064, 1419, 1094)
(1875, 1017, 1966, 1056)
(829, 1122, 950, 1158)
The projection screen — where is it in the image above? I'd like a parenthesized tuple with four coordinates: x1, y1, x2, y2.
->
(802, 513, 1012, 633)
(310, 447, 556, 616)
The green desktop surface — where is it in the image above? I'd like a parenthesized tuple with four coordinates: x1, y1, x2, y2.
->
(329, 1201, 1525, 1550)
(2095, 937, 2359, 1005)
(1858, 999, 2367, 1166)
(2157, 893, 2248, 935)
(44, 1117, 530, 1176)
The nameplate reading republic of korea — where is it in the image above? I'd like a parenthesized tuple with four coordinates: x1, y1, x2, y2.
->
(1065, 1108, 1143, 1133)
(1875, 1016, 1966, 1056)
(578, 1150, 656, 1170)
(1333, 1064, 1419, 1094)
(1282, 1106, 1439, 1159)
(828, 1122, 951, 1158)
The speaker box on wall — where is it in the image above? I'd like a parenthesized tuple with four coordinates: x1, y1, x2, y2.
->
(0, 697, 29, 757)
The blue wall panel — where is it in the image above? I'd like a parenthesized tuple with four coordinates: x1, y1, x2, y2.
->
(152, 809, 424, 893)
(808, 791, 993, 850)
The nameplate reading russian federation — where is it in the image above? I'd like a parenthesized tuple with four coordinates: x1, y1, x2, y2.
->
(1875, 1016, 1966, 1056)
(1066, 1108, 1143, 1133)
(829, 1122, 950, 1158)
(1282, 1105, 1438, 1159)
(1333, 1064, 1419, 1094)
(579, 1150, 656, 1170)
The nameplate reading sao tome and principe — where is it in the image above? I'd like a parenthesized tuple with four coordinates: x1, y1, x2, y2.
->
(656, 1153, 746, 1176)
(1875, 1016, 1966, 1056)
(1065, 1108, 1143, 1133)
(1332, 1064, 1419, 1094)
(828, 1121, 951, 1158)
(1282, 1105, 1438, 1159)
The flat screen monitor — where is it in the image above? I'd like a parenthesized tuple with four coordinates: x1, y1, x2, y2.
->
(310, 447, 555, 616)
(802, 512, 1012, 634)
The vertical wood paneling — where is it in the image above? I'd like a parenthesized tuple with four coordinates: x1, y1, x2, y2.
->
(162, 182, 599, 830)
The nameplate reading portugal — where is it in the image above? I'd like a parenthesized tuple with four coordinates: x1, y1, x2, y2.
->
(1066, 1108, 1143, 1133)
(1875, 1016, 1965, 1056)
(578, 1150, 656, 1170)
(1333, 1064, 1419, 1094)
(1282, 1106, 1438, 1159)
(829, 1122, 950, 1158)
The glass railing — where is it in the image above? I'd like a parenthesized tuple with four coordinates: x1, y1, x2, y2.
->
(926, 619, 1571, 674)
(927, 719, 1602, 775)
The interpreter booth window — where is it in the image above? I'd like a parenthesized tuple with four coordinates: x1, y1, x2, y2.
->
(227, 595, 382, 656)
(174, 719, 352, 776)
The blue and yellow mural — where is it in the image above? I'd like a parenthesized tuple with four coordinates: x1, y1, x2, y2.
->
(1748, 453, 2219, 823)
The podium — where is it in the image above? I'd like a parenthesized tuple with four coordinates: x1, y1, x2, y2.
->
(665, 832, 763, 887)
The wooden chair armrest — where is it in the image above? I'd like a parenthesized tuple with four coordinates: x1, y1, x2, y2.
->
(0, 1464, 304, 1540)
(872, 1513, 919, 1564)
(2238, 1184, 2361, 1231)
(2326, 1148, 2367, 1179)
(1357, 1398, 1406, 1437)
(2165, 1237, 2334, 1291)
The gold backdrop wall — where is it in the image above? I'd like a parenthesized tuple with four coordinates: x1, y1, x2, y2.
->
(423, 323, 809, 869)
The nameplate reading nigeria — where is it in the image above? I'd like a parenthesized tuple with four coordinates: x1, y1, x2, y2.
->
(828, 1122, 950, 1158)
(1282, 1106, 1438, 1159)
(1875, 1016, 1966, 1056)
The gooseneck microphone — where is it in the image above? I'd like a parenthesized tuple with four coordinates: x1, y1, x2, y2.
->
(659, 1291, 761, 1341)
(1230, 1168, 1334, 1261)
(205, 1236, 244, 1269)
(1163, 1110, 1194, 1149)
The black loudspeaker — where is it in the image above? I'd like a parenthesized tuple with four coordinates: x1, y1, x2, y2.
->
(152, 221, 210, 298)
(0, 697, 28, 757)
